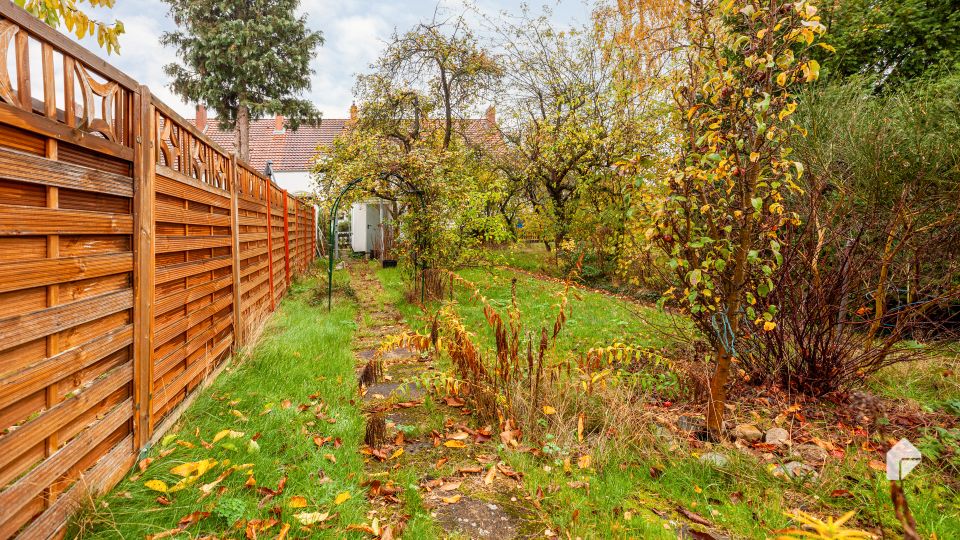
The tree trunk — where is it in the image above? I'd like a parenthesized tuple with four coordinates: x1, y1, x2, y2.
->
(236, 103, 251, 163)
(706, 349, 732, 438)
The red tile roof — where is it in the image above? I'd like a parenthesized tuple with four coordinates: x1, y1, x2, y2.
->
(190, 117, 350, 173)
(189, 110, 501, 173)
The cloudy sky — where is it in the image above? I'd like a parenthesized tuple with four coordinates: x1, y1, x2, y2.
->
(69, 0, 592, 120)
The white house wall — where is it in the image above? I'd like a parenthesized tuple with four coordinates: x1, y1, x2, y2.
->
(272, 171, 314, 195)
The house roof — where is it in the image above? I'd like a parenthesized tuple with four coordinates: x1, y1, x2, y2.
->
(189, 106, 501, 174)
(190, 115, 350, 173)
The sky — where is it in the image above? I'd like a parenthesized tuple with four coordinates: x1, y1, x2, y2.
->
(70, 0, 593, 120)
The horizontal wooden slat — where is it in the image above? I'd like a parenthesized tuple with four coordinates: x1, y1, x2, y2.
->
(155, 255, 232, 284)
(14, 434, 134, 540)
(237, 197, 267, 212)
(0, 363, 132, 472)
(0, 398, 131, 525)
(0, 147, 132, 197)
(156, 235, 232, 254)
(155, 204, 231, 227)
(239, 232, 268, 243)
(0, 252, 133, 294)
(237, 214, 265, 226)
(0, 103, 134, 161)
(0, 325, 132, 409)
(156, 166, 231, 208)
(153, 335, 232, 416)
(0, 204, 132, 235)
(155, 274, 232, 316)
(154, 293, 232, 349)
(154, 311, 233, 381)
(0, 288, 132, 351)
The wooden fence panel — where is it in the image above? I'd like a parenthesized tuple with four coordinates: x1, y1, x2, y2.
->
(0, 5, 318, 537)
(236, 162, 273, 344)
(150, 100, 235, 429)
(0, 8, 138, 538)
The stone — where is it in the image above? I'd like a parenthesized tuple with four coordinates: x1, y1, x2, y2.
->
(792, 443, 829, 465)
(765, 427, 790, 446)
(772, 461, 818, 480)
(651, 424, 676, 443)
(677, 415, 706, 433)
(699, 452, 729, 467)
(732, 424, 763, 442)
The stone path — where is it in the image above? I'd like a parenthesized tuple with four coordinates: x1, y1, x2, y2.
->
(348, 262, 528, 538)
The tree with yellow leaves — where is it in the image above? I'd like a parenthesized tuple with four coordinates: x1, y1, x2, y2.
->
(15, 0, 124, 54)
(640, 0, 828, 438)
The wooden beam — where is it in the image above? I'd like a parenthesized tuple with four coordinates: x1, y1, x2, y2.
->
(0, 252, 133, 294)
(132, 85, 155, 450)
(229, 153, 243, 348)
(283, 190, 291, 285)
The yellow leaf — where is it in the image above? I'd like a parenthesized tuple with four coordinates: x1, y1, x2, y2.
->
(144, 479, 168, 493)
(749, 152, 760, 162)
(289, 496, 308, 508)
(442, 494, 462, 504)
(577, 454, 592, 469)
(390, 448, 404, 460)
(334, 491, 351, 505)
(213, 430, 244, 443)
(563, 457, 572, 473)
(763, 321, 777, 332)
(324, 453, 337, 463)
(170, 458, 217, 477)
(230, 409, 248, 422)
(295, 511, 330, 525)
(694, 485, 703, 494)
(577, 413, 584, 443)
(776, 72, 788, 87)
(542, 405, 557, 415)
(444, 440, 466, 448)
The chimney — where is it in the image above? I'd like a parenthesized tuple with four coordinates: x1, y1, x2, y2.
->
(485, 105, 496, 126)
(195, 104, 207, 132)
(274, 114, 285, 133)
(349, 102, 358, 122)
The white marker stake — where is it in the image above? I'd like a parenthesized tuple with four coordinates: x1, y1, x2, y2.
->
(886, 438, 921, 481)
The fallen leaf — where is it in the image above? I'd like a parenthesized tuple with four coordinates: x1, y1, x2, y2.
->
(543, 405, 557, 415)
(577, 413, 584, 443)
(444, 440, 466, 449)
(156, 496, 171, 506)
(295, 511, 330, 525)
(457, 466, 482, 474)
(144, 480, 169, 493)
(441, 494, 462, 504)
(177, 511, 210, 528)
(830, 489, 854, 499)
(389, 448, 404, 460)
(231, 409, 249, 422)
(324, 453, 337, 463)
(440, 481, 462, 492)
(444, 396, 465, 407)
(577, 454, 592, 469)
(435, 457, 449, 469)
(276, 522, 291, 539)
(448, 431, 469, 440)
(483, 466, 496, 485)
(677, 506, 713, 527)
(868, 459, 886, 472)
(138, 458, 154, 472)
(289, 496, 308, 508)
(334, 491, 351, 505)
(213, 429, 245, 443)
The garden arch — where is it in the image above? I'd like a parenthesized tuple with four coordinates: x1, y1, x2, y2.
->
(327, 172, 427, 310)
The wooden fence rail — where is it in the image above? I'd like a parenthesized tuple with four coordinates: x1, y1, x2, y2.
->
(0, 4, 318, 537)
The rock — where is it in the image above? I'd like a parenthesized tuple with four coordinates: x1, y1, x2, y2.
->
(772, 461, 818, 480)
(677, 415, 706, 433)
(765, 427, 790, 446)
(733, 424, 763, 442)
(699, 452, 729, 467)
(651, 424, 676, 443)
(793, 443, 829, 465)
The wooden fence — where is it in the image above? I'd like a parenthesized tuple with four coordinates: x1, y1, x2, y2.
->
(0, 4, 317, 537)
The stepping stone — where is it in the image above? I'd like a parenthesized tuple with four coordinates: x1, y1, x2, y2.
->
(434, 496, 519, 539)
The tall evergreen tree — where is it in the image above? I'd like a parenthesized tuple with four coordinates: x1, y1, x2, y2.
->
(162, 0, 323, 161)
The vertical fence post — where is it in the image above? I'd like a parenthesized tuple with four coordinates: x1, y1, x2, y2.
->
(229, 154, 243, 350)
(265, 183, 275, 311)
(133, 85, 156, 449)
(283, 191, 291, 284)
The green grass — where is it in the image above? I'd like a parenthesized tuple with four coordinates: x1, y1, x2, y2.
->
(373, 263, 960, 539)
(76, 272, 369, 539)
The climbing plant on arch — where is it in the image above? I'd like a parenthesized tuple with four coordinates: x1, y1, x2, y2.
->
(327, 172, 426, 310)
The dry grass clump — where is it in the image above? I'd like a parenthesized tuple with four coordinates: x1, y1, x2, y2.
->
(380, 269, 691, 463)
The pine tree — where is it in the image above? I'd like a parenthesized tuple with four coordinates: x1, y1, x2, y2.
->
(162, 0, 324, 161)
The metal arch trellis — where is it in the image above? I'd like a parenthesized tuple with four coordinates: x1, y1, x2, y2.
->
(327, 172, 427, 310)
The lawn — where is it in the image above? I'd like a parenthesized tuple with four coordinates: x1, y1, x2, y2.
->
(374, 263, 960, 539)
(75, 272, 370, 539)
